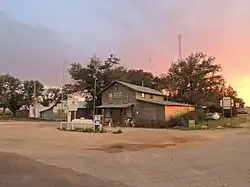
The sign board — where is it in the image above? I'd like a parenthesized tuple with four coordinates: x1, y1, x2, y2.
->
(220, 97, 233, 109)
(113, 92, 123, 99)
(68, 98, 78, 111)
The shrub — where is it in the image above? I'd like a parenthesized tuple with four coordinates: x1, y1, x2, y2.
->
(0, 109, 13, 118)
(166, 110, 206, 128)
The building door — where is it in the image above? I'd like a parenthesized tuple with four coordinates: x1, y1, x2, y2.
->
(112, 108, 122, 126)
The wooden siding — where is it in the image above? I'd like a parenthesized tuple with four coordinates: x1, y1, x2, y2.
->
(134, 100, 165, 127)
(165, 106, 195, 120)
(102, 83, 136, 105)
(40, 108, 58, 120)
(135, 91, 164, 101)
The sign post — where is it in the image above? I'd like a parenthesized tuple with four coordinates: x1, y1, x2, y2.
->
(67, 98, 78, 122)
(220, 97, 234, 123)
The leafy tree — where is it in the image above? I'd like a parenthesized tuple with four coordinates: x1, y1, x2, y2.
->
(0, 74, 24, 116)
(68, 54, 121, 108)
(125, 69, 155, 88)
(23, 80, 44, 108)
(223, 85, 238, 99)
(165, 53, 225, 105)
(39, 88, 64, 106)
(234, 97, 245, 108)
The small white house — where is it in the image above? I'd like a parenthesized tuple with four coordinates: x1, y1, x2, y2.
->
(29, 103, 51, 118)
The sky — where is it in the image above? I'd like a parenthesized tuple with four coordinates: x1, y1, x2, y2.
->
(0, 0, 250, 104)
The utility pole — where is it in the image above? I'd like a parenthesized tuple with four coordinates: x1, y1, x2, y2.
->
(33, 80, 37, 118)
(62, 62, 68, 102)
(178, 34, 182, 61)
(61, 62, 68, 121)
(93, 76, 97, 120)
(149, 58, 152, 72)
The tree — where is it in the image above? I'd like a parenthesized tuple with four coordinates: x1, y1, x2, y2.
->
(68, 54, 121, 108)
(165, 53, 225, 105)
(234, 97, 245, 108)
(0, 74, 24, 116)
(39, 88, 64, 106)
(23, 80, 44, 108)
(223, 85, 238, 99)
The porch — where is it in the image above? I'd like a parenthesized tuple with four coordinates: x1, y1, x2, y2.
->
(96, 104, 134, 127)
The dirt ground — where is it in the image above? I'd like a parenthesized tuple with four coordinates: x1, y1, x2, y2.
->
(0, 121, 250, 187)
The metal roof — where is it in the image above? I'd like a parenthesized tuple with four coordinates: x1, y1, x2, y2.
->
(116, 81, 164, 95)
(136, 98, 194, 107)
(96, 103, 133, 108)
(99, 80, 164, 96)
(61, 100, 87, 108)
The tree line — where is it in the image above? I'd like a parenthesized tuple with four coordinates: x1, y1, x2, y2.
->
(0, 52, 245, 116)
(68, 52, 244, 108)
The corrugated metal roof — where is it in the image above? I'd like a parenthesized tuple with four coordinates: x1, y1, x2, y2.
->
(96, 103, 133, 108)
(136, 98, 194, 107)
(61, 100, 87, 108)
(115, 81, 164, 96)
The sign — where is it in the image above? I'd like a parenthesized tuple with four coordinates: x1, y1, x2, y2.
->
(113, 92, 123, 99)
(68, 98, 78, 111)
(220, 97, 233, 109)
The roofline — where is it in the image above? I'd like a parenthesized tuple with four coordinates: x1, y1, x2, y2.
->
(97, 80, 117, 95)
(136, 98, 195, 107)
(40, 101, 87, 113)
(98, 80, 165, 96)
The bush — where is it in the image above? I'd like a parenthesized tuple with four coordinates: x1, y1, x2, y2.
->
(0, 109, 13, 118)
(166, 110, 206, 128)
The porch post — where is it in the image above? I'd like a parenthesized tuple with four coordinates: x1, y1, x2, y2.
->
(121, 107, 125, 126)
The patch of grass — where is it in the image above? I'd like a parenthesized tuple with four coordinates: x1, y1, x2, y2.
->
(59, 127, 107, 133)
(169, 116, 248, 131)
(0, 117, 57, 122)
(197, 116, 248, 129)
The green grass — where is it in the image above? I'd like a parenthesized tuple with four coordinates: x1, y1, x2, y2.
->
(169, 116, 248, 131)
(58, 127, 107, 133)
(0, 117, 57, 122)
(196, 116, 248, 129)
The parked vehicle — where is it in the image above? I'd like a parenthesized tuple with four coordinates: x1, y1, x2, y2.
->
(237, 108, 248, 114)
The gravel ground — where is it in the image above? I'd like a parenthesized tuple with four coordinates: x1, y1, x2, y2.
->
(0, 121, 250, 187)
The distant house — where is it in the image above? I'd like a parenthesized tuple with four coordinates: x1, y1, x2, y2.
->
(40, 100, 88, 121)
(97, 80, 194, 127)
(29, 103, 51, 118)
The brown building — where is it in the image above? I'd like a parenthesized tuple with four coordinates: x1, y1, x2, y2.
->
(97, 81, 194, 127)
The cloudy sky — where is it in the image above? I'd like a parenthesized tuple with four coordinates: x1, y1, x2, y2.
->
(0, 0, 250, 104)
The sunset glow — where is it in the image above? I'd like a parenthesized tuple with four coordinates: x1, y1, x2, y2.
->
(1, 0, 250, 104)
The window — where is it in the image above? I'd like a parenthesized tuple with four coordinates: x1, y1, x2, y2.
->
(105, 109, 111, 117)
(108, 93, 113, 103)
(114, 84, 118, 91)
(108, 93, 113, 100)
(141, 93, 145, 98)
(150, 94, 154, 99)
